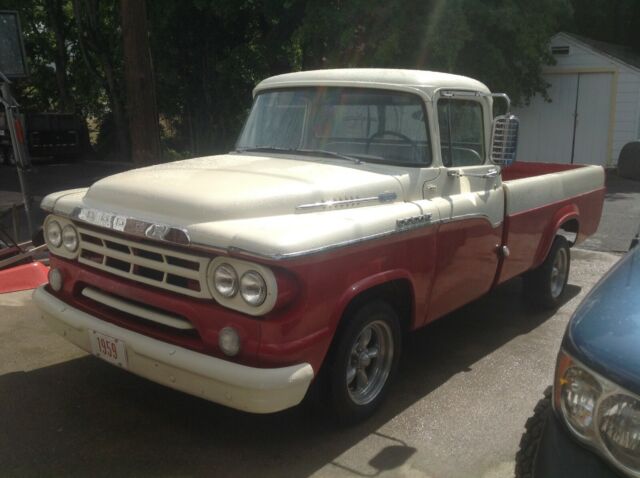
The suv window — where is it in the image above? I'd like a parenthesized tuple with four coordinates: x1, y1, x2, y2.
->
(438, 99, 485, 167)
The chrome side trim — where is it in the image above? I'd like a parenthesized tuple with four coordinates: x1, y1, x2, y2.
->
(57, 207, 501, 261)
(72, 207, 190, 246)
(225, 212, 499, 260)
(296, 192, 397, 212)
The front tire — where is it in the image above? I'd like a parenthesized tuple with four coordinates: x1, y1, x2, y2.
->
(523, 236, 570, 309)
(328, 300, 402, 424)
(515, 386, 552, 478)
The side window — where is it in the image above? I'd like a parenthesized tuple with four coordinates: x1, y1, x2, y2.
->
(438, 99, 485, 167)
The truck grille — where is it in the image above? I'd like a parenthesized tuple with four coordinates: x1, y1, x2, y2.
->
(77, 226, 211, 298)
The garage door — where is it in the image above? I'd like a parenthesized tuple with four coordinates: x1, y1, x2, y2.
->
(513, 72, 612, 165)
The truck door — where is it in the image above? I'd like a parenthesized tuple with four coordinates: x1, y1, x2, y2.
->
(425, 94, 505, 321)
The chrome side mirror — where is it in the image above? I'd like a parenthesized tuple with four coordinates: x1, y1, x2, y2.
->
(490, 114, 519, 167)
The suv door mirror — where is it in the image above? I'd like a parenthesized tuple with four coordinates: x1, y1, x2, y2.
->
(490, 114, 519, 167)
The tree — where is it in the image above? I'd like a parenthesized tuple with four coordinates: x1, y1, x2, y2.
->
(72, 0, 129, 159)
(120, 0, 160, 165)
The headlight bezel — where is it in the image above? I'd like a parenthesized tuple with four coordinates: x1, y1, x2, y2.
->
(43, 215, 80, 259)
(554, 349, 640, 477)
(206, 257, 277, 316)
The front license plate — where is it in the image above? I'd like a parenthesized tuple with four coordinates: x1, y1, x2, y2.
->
(89, 331, 128, 369)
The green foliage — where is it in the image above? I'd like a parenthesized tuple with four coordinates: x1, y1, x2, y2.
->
(0, 0, 634, 158)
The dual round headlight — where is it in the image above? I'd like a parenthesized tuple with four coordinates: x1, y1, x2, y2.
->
(45, 220, 62, 248)
(212, 263, 267, 306)
(558, 362, 640, 474)
(46, 220, 79, 253)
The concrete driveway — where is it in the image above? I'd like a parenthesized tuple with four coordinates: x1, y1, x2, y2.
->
(1, 162, 639, 477)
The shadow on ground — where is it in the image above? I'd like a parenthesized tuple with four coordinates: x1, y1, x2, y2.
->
(0, 278, 579, 478)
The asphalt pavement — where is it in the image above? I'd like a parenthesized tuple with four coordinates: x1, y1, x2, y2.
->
(1, 160, 639, 477)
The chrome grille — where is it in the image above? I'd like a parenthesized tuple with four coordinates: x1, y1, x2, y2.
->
(77, 227, 210, 298)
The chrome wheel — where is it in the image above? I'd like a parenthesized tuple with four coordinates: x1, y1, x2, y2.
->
(550, 247, 568, 298)
(346, 320, 394, 405)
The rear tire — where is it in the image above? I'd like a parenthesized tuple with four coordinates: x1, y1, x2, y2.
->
(523, 236, 570, 309)
(327, 300, 402, 424)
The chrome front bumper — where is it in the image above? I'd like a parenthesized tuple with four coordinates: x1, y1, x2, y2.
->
(33, 286, 314, 414)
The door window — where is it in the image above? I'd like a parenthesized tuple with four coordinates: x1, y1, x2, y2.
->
(438, 99, 485, 167)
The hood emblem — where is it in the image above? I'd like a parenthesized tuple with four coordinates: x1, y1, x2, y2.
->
(145, 223, 171, 240)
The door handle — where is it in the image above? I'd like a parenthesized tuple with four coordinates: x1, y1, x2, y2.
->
(447, 168, 500, 179)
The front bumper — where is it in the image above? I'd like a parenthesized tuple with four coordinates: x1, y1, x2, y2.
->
(534, 408, 622, 478)
(33, 286, 314, 414)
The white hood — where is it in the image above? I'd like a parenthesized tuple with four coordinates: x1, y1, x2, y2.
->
(81, 154, 405, 224)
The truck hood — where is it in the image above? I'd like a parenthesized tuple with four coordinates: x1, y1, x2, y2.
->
(81, 154, 405, 224)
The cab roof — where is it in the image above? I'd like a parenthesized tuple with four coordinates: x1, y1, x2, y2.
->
(254, 68, 491, 97)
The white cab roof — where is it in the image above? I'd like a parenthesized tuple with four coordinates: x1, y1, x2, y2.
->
(254, 68, 491, 97)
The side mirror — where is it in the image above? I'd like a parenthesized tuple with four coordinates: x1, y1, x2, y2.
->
(490, 114, 519, 167)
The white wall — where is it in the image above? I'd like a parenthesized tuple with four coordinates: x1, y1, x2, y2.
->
(548, 33, 640, 165)
(545, 33, 640, 165)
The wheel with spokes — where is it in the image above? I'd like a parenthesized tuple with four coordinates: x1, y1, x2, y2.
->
(328, 300, 401, 424)
(523, 236, 571, 309)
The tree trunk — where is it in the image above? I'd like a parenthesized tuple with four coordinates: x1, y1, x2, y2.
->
(120, 0, 161, 165)
(46, 0, 73, 112)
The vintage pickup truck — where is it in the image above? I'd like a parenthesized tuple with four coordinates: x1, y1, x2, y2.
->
(33, 69, 605, 422)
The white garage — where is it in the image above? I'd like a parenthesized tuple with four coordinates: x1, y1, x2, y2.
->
(513, 32, 640, 167)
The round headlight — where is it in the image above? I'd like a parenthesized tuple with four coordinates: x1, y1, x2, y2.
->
(214, 263, 238, 298)
(45, 220, 62, 248)
(598, 394, 640, 472)
(240, 271, 267, 306)
(62, 225, 79, 252)
(560, 366, 602, 436)
(218, 327, 241, 356)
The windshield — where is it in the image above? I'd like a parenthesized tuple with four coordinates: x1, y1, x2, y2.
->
(236, 87, 431, 166)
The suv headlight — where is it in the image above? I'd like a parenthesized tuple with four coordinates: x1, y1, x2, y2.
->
(554, 349, 640, 476)
(560, 366, 602, 437)
(599, 394, 640, 472)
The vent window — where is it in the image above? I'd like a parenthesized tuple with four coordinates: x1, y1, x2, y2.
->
(551, 45, 570, 55)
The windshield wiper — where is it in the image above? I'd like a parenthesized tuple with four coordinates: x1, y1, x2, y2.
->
(236, 147, 362, 164)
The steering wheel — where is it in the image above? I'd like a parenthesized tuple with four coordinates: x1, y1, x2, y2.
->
(365, 130, 419, 162)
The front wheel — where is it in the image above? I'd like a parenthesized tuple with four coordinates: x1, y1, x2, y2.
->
(328, 300, 402, 424)
(523, 236, 571, 309)
(515, 387, 552, 478)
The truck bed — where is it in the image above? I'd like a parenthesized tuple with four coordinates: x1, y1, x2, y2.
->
(501, 161, 587, 182)
(498, 161, 605, 284)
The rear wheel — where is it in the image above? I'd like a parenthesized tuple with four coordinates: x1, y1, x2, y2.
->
(523, 236, 570, 309)
(328, 300, 402, 424)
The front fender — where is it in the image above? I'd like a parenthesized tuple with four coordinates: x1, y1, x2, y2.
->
(331, 269, 417, 329)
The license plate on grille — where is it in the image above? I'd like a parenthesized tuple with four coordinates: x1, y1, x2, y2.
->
(89, 331, 128, 369)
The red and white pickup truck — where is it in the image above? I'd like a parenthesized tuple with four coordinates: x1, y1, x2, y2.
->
(33, 69, 605, 421)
